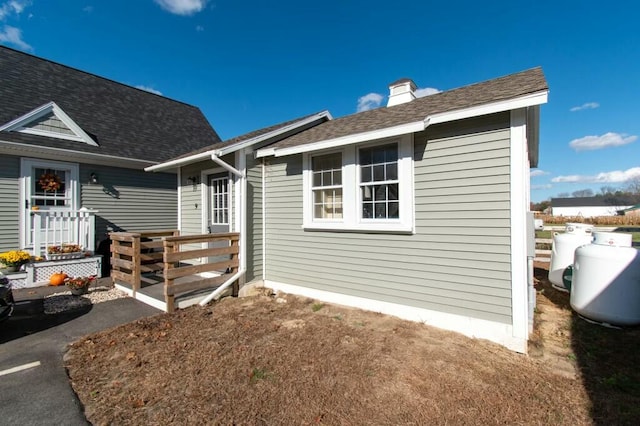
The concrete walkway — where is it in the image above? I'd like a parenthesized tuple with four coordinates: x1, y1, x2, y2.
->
(0, 286, 160, 425)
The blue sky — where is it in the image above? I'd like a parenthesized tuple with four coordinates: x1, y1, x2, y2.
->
(1, 0, 638, 203)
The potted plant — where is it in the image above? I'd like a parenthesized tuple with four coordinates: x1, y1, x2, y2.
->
(65, 276, 96, 296)
(0, 250, 31, 273)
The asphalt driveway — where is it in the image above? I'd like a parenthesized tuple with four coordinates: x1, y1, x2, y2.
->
(0, 294, 159, 425)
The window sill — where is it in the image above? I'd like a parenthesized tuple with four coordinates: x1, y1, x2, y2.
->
(302, 223, 414, 235)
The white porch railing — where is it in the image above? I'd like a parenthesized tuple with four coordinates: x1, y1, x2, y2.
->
(31, 209, 98, 257)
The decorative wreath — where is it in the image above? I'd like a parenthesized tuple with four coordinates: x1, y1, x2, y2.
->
(39, 173, 62, 192)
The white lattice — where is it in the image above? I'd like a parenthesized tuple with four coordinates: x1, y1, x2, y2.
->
(29, 256, 102, 284)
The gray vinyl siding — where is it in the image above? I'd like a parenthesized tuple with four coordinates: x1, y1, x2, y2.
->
(246, 152, 263, 282)
(80, 165, 177, 243)
(0, 155, 20, 251)
(180, 161, 208, 236)
(263, 112, 513, 324)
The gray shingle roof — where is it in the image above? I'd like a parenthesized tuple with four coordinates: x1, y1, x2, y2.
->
(169, 112, 327, 161)
(0, 46, 220, 163)
(269, 67, 547, 150)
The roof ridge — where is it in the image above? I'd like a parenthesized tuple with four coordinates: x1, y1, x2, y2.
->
(0, 45, 198, 110)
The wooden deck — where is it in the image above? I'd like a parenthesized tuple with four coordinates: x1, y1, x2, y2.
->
(110, 230, 240, 312)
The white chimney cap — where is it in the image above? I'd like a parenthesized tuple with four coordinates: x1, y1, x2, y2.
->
(387, 78, 417, 107)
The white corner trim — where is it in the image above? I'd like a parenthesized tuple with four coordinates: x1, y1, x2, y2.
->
(259, 121, 425, 158)
(264, 280, 528, 353)
(425, 91, 548, 126)
(510, 109, 529, 343)
(0, 101, 97, 146)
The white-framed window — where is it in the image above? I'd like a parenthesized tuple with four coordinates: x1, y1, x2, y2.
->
(312, 152, 343, 220)
(303, 134, 414, 233)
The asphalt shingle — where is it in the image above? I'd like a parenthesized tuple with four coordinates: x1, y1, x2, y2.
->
(0, 46, 221, 164)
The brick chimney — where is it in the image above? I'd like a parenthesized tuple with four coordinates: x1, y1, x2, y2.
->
(387, 78, 417, 107)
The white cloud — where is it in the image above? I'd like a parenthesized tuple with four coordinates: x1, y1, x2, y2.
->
(136, 85, 163, 95)
(357, 93, 384, 112)
(570, 102, 599, 112)
(195, 25, 204, 32)
(154, 0, 207, 16)
(532, 184, 553, 190)
(0, 25, 31, 50)
(83, 6, 93, 13)
(552, 167, 640, 184)
(415, 87, 440, 98)
(530, 169, 549, 177)
(0, 1, 30, 20)
(569, 132, 637, 151)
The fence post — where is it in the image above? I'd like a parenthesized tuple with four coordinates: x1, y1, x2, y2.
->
(132, 235, 141, 297)
(32, 212, 42, 257)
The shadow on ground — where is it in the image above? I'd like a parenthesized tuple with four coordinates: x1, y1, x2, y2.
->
(0, 300, 92, 344)
(534, 265, 640, 425)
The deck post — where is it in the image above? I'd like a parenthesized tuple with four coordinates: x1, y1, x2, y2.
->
(163, 238, 176, 313)
(131, 235, 141, 297)
(230, 238, 239, 297)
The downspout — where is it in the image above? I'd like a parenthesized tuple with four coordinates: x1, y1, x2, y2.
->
(262, 157, 266, 281)
(199, 153, 246, 306)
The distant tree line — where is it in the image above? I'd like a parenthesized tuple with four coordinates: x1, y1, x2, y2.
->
(531, 178, 640, 212)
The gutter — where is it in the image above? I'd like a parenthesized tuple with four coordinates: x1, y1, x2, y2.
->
(199, 152, 247, 306)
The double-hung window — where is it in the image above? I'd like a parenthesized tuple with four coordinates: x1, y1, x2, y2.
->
(312, 153, 343, 220)
(303, 135, 414, 233)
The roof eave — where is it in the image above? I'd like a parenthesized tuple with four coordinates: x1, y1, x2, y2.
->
(257, 90, 549, 158)
(146, 110, 332, 172)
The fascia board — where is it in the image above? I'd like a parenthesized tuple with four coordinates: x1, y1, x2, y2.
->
(148, 111, 333, 171)
(260, 121, 425, 158)
(424, 91, 549, 126)
(257, 91, 548, 159)
(216, 110, 332, 157)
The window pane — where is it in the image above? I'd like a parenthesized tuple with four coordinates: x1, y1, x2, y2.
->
(334, 170, 342, 185)
(385, 145, 398, 162)
(313, 172, 322, 187)
(375, 203, 386, 218)
(361, 165, 372, 183)
(373, 165, 384, 181)
(360, 148, 372, 165)
(386, 163, 397, 180)
(388, 202, 400, 218)
(361, 185, 373, 201)
(372, 148, 384, 164)
(322, 171, 331, 186)
(388, 183, 399, 200)
(362, 203, 373, 218)
(375, 184, 386, 200)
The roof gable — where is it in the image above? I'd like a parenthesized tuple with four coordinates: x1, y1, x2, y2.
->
(0, 46, 221, 165)
(0, 101, 97, 146)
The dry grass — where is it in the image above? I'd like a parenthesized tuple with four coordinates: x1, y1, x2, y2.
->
(65, 285, 621, 425)
(537, 214, 640, 226)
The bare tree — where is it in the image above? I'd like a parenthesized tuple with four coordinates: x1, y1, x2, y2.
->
(572, 189, 594, 198)
(626, 177, 640, 195)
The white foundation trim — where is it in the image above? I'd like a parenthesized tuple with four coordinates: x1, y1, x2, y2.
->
(264, 280, 528, 353)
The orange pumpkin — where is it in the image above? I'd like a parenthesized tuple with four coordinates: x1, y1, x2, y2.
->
(49, 271, 68, 286)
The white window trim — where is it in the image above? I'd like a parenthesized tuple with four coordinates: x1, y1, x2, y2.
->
(302, 134, 414, 233)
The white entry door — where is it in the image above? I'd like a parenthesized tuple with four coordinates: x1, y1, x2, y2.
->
(20, 158, 79, 249)
(208, 173, 231, 271)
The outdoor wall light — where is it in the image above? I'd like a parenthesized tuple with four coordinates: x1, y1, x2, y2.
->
(187, 176, 198, 184)
(90, 172, 98, 184)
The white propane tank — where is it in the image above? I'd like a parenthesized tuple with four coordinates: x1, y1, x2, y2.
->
(548, 223, 594, 291)
(570, 232, 640, 326)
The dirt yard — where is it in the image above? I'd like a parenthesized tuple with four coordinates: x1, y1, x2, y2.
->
(65, 263, 640, 425)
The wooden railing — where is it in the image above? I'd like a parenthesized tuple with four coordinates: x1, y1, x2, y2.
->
(31, 209, 97, 257)
(163, 232, 240, 312)
(110, 230, 240, 312)
(110, 230, 179, 296)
